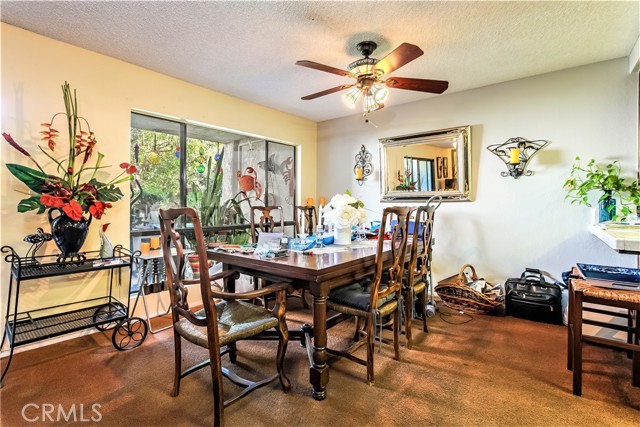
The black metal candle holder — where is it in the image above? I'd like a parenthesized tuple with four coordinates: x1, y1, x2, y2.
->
(354, 145, 373, 186)
(487, 137, 549, 179)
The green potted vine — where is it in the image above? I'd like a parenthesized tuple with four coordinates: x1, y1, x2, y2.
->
(563, 157, 639, 222)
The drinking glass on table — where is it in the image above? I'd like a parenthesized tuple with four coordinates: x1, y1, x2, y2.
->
(315, 225, 324, 248)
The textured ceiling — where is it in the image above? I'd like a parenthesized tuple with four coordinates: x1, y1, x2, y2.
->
(2, 1, 638, 123)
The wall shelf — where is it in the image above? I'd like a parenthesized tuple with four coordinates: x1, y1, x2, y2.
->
(589, 223, 640, 254)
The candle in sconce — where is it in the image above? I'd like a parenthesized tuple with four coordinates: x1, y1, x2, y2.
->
(319, 197, 325, 206)
(355, 166, 364, 180)
(306, 197, 313, 206)
(509, 148, 521, 164)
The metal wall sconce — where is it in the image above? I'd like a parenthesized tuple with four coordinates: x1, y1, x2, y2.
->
(487, 137, 550, 178)
(354, 144, 373, 186)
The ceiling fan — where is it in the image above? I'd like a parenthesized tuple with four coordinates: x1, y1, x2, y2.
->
(296, 41, 449, 113)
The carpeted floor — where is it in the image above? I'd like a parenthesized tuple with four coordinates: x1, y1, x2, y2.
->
(0, 299, 638, 426)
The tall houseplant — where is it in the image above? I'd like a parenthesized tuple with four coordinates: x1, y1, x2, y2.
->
(192, 149, 224, 227)
(3, 82, 135, 255)
(563, 157, 639, 222)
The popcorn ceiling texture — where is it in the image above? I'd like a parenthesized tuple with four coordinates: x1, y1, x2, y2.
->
(1, 1, 637, 122)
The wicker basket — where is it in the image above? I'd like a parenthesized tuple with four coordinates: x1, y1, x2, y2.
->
(435, 264, 502, 314)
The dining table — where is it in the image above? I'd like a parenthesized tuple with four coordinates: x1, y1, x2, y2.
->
(207, 240, 392, 400)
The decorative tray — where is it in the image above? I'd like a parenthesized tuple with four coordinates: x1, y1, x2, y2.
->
(576, 263, 640, 291)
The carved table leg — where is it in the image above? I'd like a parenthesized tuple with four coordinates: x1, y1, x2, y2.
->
(222, 264, 236, 293)
(310, 294, 329, 400)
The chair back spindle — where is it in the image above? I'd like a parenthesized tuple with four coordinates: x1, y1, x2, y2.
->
(403, 196, 441, 348)
(407, 196, 441, 288)
(371, 206, 411, 324)
(294, 205, 318, 236)
(250, 206, 285, 243)
(159, 207, 217, 332)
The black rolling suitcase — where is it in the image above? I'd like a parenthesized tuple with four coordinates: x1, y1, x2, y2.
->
(505, 268, 566, 324)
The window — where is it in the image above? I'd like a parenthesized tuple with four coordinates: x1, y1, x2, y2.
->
(130, 113, 297, 249)
(404, 156, 435, 192)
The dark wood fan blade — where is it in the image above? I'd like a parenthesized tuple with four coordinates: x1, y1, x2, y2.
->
(385, 77, 449, 94)
(301, 84, 354, 100)
(374, 43, 424, 75)
(296, 60, 353, 77)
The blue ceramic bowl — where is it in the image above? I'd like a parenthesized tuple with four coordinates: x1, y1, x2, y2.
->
(322, 235, 334, 245)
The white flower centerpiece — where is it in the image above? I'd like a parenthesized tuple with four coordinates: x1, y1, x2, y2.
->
(322, 191, 367, 245)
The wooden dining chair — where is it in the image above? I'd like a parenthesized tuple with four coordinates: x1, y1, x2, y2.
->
(403, 196, 441, 349)
(294, 205, 318, 236)
(325, 206, 411, 385)
(249, 206, 285, 243)
(251, 205, 308, 309)
(158, 207, 291, 427)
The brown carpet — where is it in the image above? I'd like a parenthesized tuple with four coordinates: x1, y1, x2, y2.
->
(1, 300, 638, 427)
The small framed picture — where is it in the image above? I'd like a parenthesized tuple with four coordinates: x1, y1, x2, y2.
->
(443, 157, 448, 178)
(436, 157, 443, 179)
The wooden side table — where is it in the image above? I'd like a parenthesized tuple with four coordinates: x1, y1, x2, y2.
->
(567, 274, 640, 396)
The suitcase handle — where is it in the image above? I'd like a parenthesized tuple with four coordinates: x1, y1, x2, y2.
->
(521, 268, 546, 286)
(520, 268, 566, 289)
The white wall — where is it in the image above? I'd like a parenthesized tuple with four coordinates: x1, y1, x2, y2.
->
(318, 58, 638, 285)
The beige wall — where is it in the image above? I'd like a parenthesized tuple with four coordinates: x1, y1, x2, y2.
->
(0, 24, 316, 337)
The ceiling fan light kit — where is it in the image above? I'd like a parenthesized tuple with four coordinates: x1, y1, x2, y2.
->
(296, 40, 449, 113)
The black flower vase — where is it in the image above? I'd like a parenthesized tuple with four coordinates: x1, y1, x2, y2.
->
(48, 208, 92, 256)
(598, 190, 616, 223)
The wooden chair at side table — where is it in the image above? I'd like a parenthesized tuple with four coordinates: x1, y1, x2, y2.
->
(403, 195, 441, 349)
(158, 207, 291, 427)
(325, 206, 411, 385)
(567, 273, 639, 396)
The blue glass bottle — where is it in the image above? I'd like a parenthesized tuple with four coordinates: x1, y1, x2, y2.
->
(598, 191, 616, 222)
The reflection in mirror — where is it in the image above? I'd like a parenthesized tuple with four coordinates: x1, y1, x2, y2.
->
(380, 125, 471, 202)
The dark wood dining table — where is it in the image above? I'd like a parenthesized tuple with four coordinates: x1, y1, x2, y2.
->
(207, 242, 390, 400)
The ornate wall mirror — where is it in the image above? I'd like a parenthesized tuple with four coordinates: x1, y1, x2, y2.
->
(379, 125, 471, 202)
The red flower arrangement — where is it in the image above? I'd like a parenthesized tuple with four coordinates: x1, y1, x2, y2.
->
(3, 82, 135, 221)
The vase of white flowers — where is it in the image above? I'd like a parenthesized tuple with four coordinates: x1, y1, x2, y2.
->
(323, 191, 367, 245)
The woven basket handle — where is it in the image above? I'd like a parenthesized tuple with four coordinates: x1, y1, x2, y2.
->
(457, 264, 478, 284)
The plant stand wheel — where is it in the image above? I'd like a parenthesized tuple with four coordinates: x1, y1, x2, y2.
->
(93, 302, 127, 331)
(112, 317, 148, 351)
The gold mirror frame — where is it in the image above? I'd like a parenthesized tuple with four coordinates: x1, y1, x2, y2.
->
(379, 125, 472, 202)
